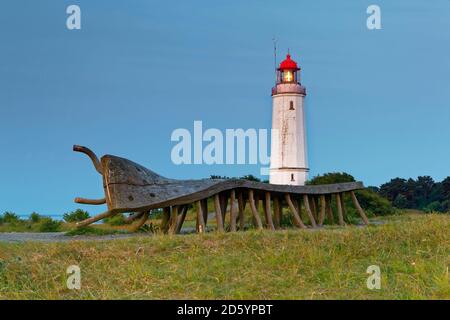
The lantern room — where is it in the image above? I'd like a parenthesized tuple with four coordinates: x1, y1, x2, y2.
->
(277, 53, 300, 84)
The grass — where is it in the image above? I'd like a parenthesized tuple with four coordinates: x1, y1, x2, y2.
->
(0, 213, 448, 299)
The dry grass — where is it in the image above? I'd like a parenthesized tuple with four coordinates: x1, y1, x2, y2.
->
(0, 213, 448, 299)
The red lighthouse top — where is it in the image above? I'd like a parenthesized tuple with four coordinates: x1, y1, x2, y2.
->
(278, 53, 300, 71)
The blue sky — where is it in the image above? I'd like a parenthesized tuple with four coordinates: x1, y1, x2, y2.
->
(0, 0, 449, 216)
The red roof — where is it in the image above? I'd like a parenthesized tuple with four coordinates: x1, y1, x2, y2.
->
(279, 53, 300, 70)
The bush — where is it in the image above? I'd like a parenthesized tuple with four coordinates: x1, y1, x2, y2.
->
(308, 172, 395, 217)
(1, 212, 20, 224)
(104, 214, 128, 226)
(63, 209, 90, 223)
(38, 218, 61, 232)
(29, 212, 42, 223)
(355, 189, 395, 216)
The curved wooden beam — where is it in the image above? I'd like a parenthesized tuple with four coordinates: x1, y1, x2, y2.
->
(350, 191, 369, 225)
(214, 194, 225, 232)
(129, 211, 150, 232)
(76, 210, 114, 228)
(285, 194, 307, 229)
(74, 197, 106, 205)
(248, 190, 263, 230)
(73, 145, 103, 175)
(303, 195, 317, 228)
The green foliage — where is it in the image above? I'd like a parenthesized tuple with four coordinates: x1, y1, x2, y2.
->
(104, 213, 128, 226)
(380, 176, 450, 212)
(307, 172, 356, 185)
(239, 174, 261, 182)
(355, 189, 394, 216)
(29, 212, 42, 223)
(38, 218, 61, 232)
(1, 212, 20, 224)
(393, 194, 408, 209)
(63, 209, 90, 223)
(308, 172, 395, 217)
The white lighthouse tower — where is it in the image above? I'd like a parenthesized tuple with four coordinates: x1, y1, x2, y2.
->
(269, 52, 309, 185)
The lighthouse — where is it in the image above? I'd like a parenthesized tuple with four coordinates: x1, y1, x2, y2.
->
(269, 53, 309, 185)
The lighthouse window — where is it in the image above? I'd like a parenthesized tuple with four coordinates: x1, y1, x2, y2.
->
(289, 101, 295, 110)
(291, 174, 295, 181)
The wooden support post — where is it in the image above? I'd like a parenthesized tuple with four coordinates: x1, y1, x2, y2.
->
(76, 210, 113, 228)
(214, 194, 225, 232)
(273, 196, 281, 229)
(284, 193, 307, 229)
(310, 196, 318, 221)
(196, 200, 206, 233)
(350, 191, 369, 225)
(303, 195, 317, 228)
(168, 206, 179, 235)
(340, 193, 347, 221)
(336, 193, 345, 226)
(220, 192, 229, 222)
(176, 206, 189, 234)
(230, 190, 237, 232)
(129, 211, 150, 232)
(318, 195, 326, 226)
(201, 199, 208, 225)
(326, 195, 334, 224)
(161, 207, 171, 233)
(237, 191, 246, 230)
(248, 189, 263, 230)
(264, 192, 275, 231)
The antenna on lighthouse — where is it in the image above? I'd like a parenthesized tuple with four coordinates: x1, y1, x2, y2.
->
(272, 37, 278, 82)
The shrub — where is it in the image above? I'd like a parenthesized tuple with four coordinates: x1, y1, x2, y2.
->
(29, 212, 42, 223)
(63, 209, 90, 223)
(1, 212, 20, 224)
(355, 189, 395, 216)
(104, 214, 128, 226)
(308, 172, 395, 217)
(38, 218, 61, 232)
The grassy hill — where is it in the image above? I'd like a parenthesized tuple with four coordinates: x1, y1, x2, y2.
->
(0, 213, 448, 299)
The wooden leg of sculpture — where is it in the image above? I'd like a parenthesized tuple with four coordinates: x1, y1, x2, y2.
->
(350, 191, 370, 225)
(230, 190, 237, 232)
(76, 210, 114, 228)
(161, 207, 171, 233)
(264, 192, 275, 230)
(310, 196, 318, 221)
(273, 196, 281, 229)
(284, 194, 307, 229)
(326, 195, 334, 225)
(129, 211, 150, 232)
(168, 206, 179, 235)
(196, 200, 206, 233)
(248, 190, 263, 230)
(176, 206, 189, 234)
(302, 195, 317, 228)
(237, 191, 246, 230)
(318, 195, 326, 226)
(336, 193, 345, 226)
(340, 193, 347, 222)
(220, 192, 229, 224)
(201, 199, 208, 226)
(214, 194, 225, 232)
